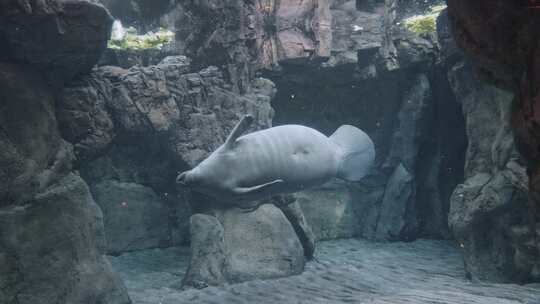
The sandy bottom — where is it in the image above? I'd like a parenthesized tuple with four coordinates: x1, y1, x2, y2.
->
(109, 239, 540, 304)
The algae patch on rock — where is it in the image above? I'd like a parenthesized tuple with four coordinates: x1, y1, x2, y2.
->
(403, 5, 446, 35)
(107, 21, 174, 51)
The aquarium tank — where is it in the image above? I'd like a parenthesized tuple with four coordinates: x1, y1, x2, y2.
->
(1, 0, 539, 303)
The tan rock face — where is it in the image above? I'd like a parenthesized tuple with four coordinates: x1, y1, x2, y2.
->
(252, 0, 332, 68)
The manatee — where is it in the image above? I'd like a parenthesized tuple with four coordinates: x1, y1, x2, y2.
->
(176, 115, 375, 210)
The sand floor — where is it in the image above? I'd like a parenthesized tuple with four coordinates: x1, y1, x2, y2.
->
(110, 239, 540, 304)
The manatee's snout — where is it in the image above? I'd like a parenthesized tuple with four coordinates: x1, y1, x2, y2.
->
(176, 171, 188, 186)
(176, 169, 202, 188)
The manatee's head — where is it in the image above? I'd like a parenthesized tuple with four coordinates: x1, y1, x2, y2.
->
(175, 148, 233, 199)
(176, 168, 205, 190)
(175, 163, 224, 195)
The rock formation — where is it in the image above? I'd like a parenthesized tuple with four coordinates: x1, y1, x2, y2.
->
(2, 0, 539, 301)
(0, 0, 130, 302)
(0, 0, 113, 87)
(182, 205, 305, 289)
(445, 0, 540, 282)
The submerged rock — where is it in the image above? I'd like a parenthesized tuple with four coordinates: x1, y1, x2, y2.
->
(0, 173, 130, 304)
(0, 0, 113, 86)
(183, 204, 305, 288)
(182, 214, 227, 289)
(91, 180, 171, 254)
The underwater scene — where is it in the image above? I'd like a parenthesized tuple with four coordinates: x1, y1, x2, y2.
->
(1, 0, 540, 303)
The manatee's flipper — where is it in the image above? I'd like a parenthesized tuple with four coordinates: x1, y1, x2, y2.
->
(233, 179, 284, 196)
(330, 125, 375, 181)
(224, 114, 254, 149)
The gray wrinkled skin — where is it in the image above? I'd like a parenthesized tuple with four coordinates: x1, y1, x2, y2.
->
(177, 115, 375, 208)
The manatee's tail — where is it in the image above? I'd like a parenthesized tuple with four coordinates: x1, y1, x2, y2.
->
(330, 125, 375, 182)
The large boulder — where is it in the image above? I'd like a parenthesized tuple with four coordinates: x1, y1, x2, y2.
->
(0, 173, 130, 304)
(0, 0, 113, 86)
(217, 204, 305, 282)
(183, 204, 305, 288)
(0, 62, 131, 303)
(91, 180, 170, 254)
(181, 214, 227, 289)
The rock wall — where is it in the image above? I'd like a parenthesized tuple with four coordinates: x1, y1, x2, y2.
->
(447, 60, 531, 282)
(99, 0, 333, 94)
(444, 1, 540, 283)
(0, 0, 130, 302)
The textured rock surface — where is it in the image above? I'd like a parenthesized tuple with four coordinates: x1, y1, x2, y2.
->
(182, 214, 227, 289)
(0, 1, 131, 301)
(111, 238, 540, 304)
(447, 1, 540, 283)
(295, 180, 362, 241)
(327, 0, 383, 68)
(100, 0, 333, 93)
(440, 3, 539, 282)
(217, 205, 305, 283)
(182, 205, 305, 288)
(91, 180, 170, 254)
(0, 64, 73, 207)
(59, 56, 273, 166)
(447, 60, 531, 282)
(98, 47, 180, 68)
(446, 0, 538, 89)
(0, 0, 113, 86)
(0, 173, 130, 304)
(374, 163, 415, 240)
(0, 61, 130, 302)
